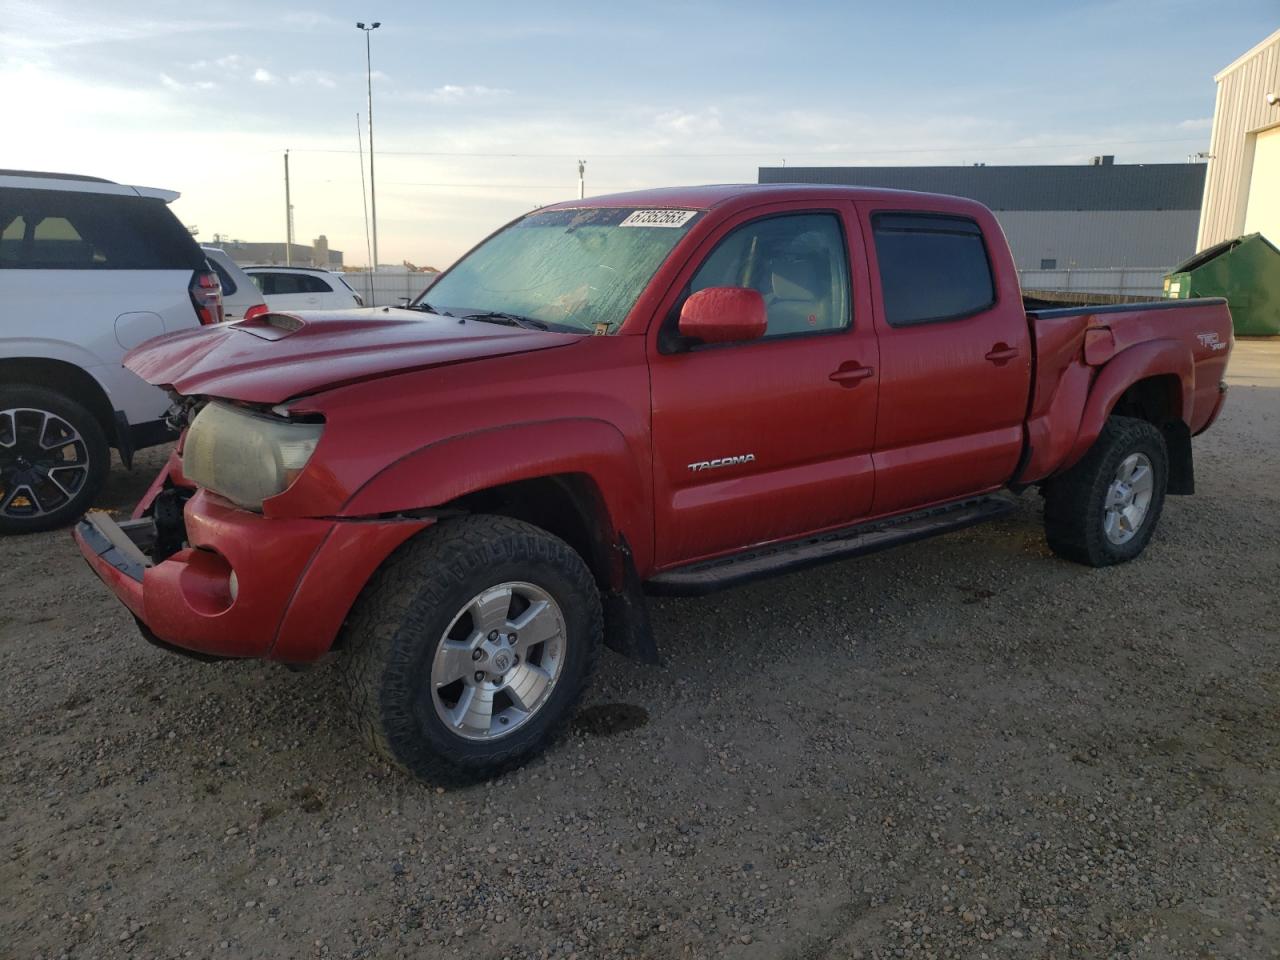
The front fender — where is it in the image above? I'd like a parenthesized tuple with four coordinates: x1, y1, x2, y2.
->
(339, 418, 653, 572)
(1061, 339, 1192, 470)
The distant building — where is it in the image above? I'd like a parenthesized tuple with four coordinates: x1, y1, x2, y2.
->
(1197, 28, 1280, 250)
(209, 235, 343, 269)
(758, 160, 1206, 272)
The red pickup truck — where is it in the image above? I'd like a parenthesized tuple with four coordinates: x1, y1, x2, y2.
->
(75, 184, 1233, 782)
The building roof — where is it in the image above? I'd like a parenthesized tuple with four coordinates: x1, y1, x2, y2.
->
(1214, 26, 1280, 81)
(758, 164, 1206, 212)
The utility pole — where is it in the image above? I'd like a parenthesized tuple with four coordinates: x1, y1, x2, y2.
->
(356, 112, 372, 272)
(284, 149, 293, 266)
(357, 21, 381, 272)
(578, 159, 586, 199)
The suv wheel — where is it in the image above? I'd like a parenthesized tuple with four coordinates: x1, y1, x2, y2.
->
(1043, 415, 1168, 567)
(340, 515, 602, 783)
(0, 386, 109, 534)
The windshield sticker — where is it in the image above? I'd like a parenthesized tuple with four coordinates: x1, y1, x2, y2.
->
(619, 209, 697, 228)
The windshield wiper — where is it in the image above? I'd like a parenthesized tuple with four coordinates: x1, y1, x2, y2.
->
(463, 311, 550, 331)
(411, 301, 452, 316)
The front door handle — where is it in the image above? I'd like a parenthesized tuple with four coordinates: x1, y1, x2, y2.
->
(985, 344, 1019, 364)
(830, 362, 875, 386)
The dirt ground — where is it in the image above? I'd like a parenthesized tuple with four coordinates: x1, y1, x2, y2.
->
(2, 341, 1277, 960)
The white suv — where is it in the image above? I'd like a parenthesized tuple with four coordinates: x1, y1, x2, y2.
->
(0, 170, 221, 532)
(244, 265, 363, 311)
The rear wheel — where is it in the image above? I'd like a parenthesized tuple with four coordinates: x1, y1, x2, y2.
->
(339, 515, 601, 783)
(0, 386, 109, 534)
(1043, 415, 1168, 566)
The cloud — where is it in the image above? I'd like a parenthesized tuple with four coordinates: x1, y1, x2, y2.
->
(160, 72, 216, 92)
(252, 68, 277, 85)
(412, 84, 511, 104)
(653, 108, 723, 137)
(289, 70, 337, 89)
(1177, 117, 1212, 131)
(279, 11, 345, 30)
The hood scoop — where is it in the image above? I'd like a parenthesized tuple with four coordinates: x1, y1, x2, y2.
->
(235, 312, 306, 340)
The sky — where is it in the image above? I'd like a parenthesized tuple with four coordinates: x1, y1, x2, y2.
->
(2, 0, 1277, 269)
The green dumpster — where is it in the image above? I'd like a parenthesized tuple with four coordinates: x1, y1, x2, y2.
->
(1163, 233, 1280, 336)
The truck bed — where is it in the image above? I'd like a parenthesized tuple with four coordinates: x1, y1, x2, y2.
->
(1017, 295, 1233, 486)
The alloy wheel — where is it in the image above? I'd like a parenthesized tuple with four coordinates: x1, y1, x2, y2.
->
(0, 408, 92, 520)
(430, 581, 567, 741)
(1102, 452, 1155, 546)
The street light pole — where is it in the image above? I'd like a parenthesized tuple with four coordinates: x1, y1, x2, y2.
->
(356, 21, 381, 273)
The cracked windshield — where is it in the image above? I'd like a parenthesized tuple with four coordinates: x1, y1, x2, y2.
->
(420, 207, 701, 333)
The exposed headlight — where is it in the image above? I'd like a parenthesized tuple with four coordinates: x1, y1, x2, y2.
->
(182, 401, 324, 510)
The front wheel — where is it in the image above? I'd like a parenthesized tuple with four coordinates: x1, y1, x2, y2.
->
(339, 515, 602, 783)
(0, 386, 109, 534)
(1043, 415, 1168, 566)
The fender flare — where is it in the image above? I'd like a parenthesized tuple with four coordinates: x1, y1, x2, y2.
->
(339, 417, 653, 572)
(1062, 339, 1193, 470)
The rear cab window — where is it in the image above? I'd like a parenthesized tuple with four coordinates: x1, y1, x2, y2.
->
(0, 188, 204, 270)
(870, 213, 995, 326)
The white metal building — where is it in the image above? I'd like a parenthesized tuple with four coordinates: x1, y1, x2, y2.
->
(1197, 27, 1280, 250)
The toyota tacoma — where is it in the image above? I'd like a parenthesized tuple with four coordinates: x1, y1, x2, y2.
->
(74, 184, 1233, 782)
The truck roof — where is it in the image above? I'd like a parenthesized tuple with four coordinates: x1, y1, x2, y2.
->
(540, 182, 986, 214)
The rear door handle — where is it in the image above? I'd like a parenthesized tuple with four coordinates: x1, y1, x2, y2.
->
(830, 363, 875, 386)
(985, 344, 1019, 364)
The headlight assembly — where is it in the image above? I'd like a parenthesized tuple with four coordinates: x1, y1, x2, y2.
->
(182, 401, 324, 510)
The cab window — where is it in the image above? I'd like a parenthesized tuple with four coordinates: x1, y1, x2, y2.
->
(687, 213, 851, 338)
(871, 214, 995, 326)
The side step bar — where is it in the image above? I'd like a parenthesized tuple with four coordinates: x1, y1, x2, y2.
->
(645, 495, 1015, 597)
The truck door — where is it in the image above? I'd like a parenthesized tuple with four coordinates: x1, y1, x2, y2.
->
(648, 204, 880, 567)
(855, 201, 1031, 515)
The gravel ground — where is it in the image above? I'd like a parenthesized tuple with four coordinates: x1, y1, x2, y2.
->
(2, 341, 1278, 960)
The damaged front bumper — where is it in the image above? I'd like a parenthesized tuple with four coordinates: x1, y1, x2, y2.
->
(74, 489, 429, 663)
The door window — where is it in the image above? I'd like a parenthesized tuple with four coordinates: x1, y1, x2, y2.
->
(687, 213, 850, 338)
(297, 274, 333, 293)
(871, 214, 995, 326)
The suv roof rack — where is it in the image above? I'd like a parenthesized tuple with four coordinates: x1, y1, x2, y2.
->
(0, 170, 117, 184)
(242, 264, 337, 273)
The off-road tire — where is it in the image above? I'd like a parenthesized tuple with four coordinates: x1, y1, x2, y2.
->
(339, 515, 602, 784)
(1043, 415, 1168, 567)
(0, 386, 109, 534)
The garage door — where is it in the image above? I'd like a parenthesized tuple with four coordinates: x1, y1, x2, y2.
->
(1243, 124, 1280, 245)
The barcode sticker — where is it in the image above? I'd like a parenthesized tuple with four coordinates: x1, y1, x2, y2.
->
(619, 209, 697, 228)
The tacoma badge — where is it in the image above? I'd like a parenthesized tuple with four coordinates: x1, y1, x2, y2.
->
(688, 454, 756, 472)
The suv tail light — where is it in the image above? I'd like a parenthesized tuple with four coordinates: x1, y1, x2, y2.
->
(189, 269, 223, 325)
(243, 303, 269, 322)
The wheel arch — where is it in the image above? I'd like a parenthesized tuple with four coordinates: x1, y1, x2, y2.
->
(0, 357, 120, 449)
(441, 473, 620, 592)
(338, 417, 653, 581)
(1060, 340, 1193, 479)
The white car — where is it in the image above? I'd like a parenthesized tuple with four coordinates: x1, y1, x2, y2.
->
(202, 246, 268, 322)
(244, 265, 363, 311)
(0, 169, 221, 532)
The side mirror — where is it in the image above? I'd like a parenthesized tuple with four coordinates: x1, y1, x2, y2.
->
(678, 287, 767, 344)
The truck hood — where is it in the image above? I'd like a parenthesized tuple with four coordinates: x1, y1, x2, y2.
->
(124, 309, 578, 405)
